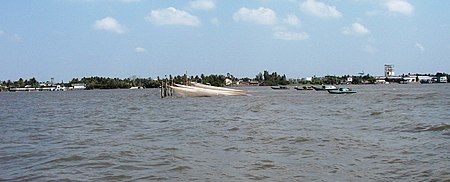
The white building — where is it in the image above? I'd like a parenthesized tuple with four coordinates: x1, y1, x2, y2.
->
(402, 75, 434, 83)
(346, 77, 353, 83)
(301, 77, 313, 82)
(225, 78, 232, 86)
(71, 83, 86, 90)
(384, 64, 395, 77)
(419, 76, 433, 83)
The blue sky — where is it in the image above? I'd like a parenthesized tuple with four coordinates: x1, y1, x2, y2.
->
(1, 0, 449, 81)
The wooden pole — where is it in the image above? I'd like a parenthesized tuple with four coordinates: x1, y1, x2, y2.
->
(164, 78, 168, 98)
(169, 75, 173, 96)
(185, 71, 188, 86)
(158, 76, 163, 98)
(169, 78, 173, 96)
(164, 80, 167, 98)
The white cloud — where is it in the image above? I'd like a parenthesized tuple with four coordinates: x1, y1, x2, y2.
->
(146, 7, 201, 26)
(274, 31, 309, 41)
(210, 17, 220, 26)
(189, 0, 215, 11)
(283, 14, 301, 26)
(300, 0, 342, 18)
(385, 0, 414, 16)
(10, 34, 23, 42)
(342, 23, 370, 35)
(233, 7, 277, 25)
(93, 17, 126, 34)
(415, 43, 425, 52)
(135, 47, 147, 53)
(0, 30, 23, 42)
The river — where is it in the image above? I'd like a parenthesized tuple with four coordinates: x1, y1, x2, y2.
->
(0, 84, 449, 181)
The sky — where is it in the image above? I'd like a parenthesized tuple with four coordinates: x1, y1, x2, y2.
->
(1, 0, 449, 82)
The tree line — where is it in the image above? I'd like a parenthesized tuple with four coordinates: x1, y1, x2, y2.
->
(297, 74, 377, 85)
(0, 71, 286, 89)
(1, 71, 448, 90)
(1, 77, 40, 88)
(0, 74, 237, 89)
(255, 70, 289, 86)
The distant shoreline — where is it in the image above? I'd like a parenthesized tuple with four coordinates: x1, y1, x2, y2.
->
(1, 71, 448, 92)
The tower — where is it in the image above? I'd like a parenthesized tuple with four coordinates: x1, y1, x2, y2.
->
(384, 64, 394, 77)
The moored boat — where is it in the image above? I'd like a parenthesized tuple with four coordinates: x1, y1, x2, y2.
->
(294, 86, 313, 90)
(170, 83, 247, 97)
(191, 82, 245, 93)
(130, 86, 144, 89)
(312, 85, 338, 91)
(271, 86, 289, 90)
(327, 87, 357, 94)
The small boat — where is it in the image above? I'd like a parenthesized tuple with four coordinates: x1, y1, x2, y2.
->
(294, 86, 313, 90)
(271, 86, 289, 90)
(130, 86, 144, 89)
(170, 84, 247, 97)
(312, 85, 338, 91)
(191, 82, 245, 93)
(420, 80, 432, 84)
(327, 88, 357, 94)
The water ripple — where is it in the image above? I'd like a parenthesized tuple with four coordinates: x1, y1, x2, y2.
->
(0, 86, 449, 181)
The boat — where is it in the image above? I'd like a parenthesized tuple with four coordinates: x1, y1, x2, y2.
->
(420, 80, 432, 84)
(170, 83, 247, 97)
(271, 86, 289, 90)
(294, 86, 313, 90)
(312, 85, 338, 91)
(327, 87, 357, 94)
(130, 86, 144, 89)
(190, 82, 245, 93)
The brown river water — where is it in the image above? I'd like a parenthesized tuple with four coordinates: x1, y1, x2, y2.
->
(1, 84, 449, 181)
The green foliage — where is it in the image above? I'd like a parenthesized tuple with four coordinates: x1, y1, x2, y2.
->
(323, 75, 342, 85)
(76, 76, 160, 89)
(2, 71, 447, 90)
(126, 77, 159, 88)
(172, 74, 231, 87)
(436, 72, 449, 83)
(2, 77, 41, 88)
(254, 70, 290, 86)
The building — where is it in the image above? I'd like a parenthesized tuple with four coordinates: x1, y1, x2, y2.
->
(304, 77, 313, 82)
(384, 64, 395, 77)
(375, 78, 388, 84)
(236, 80, 259, 86)
(401, 74, 440, 83)
(71, 83, 86, 90)
(346, 77, 353, 83)
(225, 78, 232, 86)
(0, 84, 7, 92)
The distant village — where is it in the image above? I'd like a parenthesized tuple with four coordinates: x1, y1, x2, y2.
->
(287, 65, 448, 85)
(0, 77, 87, 92)
(0, 65, 448, 92)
